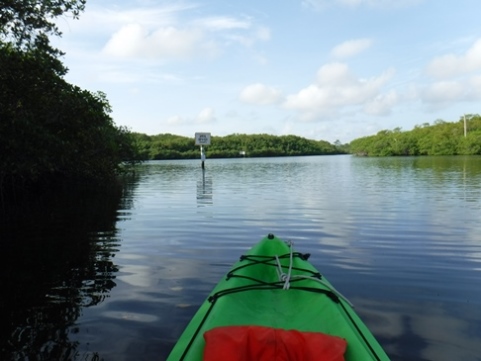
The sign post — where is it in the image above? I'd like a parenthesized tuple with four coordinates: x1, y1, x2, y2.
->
(195, 132, 211, 169)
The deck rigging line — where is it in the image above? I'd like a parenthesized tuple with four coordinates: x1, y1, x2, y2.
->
(179, 249, 382, 361)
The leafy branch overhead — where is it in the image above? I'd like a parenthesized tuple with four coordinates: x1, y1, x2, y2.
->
(0, 0, 86, 55)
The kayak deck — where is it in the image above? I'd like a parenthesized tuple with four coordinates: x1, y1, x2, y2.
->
(167, 234, 390, 361)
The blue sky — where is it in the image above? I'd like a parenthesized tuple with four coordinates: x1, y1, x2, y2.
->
(54, 0, 481, 143)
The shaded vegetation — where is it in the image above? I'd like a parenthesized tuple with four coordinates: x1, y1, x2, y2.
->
(131, 133, 345, 160)
(0, 3, 139, 358)
(350, 115, 481, 156)
(1, 1, 139, 205)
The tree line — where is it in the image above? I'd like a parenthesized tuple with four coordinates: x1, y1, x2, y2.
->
(349, 114, 481, 156)
(1, 0, 139, 204)
(131, 133, 345, 160)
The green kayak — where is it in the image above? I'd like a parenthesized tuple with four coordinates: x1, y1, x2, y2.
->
(167, 234, 390, 361)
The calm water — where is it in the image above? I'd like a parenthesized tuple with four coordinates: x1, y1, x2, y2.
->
(1, 155, 481, 361)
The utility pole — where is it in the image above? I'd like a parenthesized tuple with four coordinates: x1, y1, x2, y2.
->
(464, 114, 467, 138)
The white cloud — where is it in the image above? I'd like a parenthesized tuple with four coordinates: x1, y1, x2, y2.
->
(256, 26, 271, 41)
(197, 108, 217, 124)
(69, 5, 267, 62)
(223, 26, 271, 48)
(102, 24, 216, 60)
(419, 39, 481, 109)
(419, 76, 481, 108)
(58, 4, 195, 36)
(284, 62, 395, 119)
(422, 81, 465, 104)
(240, 83, 283, 105)
(364, 90, 399, 115)
(253, 53, 269, 65)
(330, 38, 372, 59)
(316, 62, 356, 86)
(166, 108, 217, 126)
(469, 75, 481, 99)
(167, 115, 185, 125)
(193, 16, 251, 31)
(426, 38, 481, 79)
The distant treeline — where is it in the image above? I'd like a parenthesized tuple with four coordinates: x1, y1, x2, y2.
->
(350, 114, 481, 156)
(131, 133, 346, 160)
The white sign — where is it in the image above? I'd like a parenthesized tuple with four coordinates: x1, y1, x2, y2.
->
(195, 132, 211, 145)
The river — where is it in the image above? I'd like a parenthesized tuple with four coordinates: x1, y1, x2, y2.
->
(1, 155, 481, 361)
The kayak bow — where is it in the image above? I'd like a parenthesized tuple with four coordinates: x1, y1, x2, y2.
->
(167, 234, 390, 361)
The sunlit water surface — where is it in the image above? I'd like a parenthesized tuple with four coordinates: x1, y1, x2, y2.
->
(1, 155, 481, 361)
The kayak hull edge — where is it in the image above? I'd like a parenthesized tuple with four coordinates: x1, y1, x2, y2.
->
(166, 234, 390, 361)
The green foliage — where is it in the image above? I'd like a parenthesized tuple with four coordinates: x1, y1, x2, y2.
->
(147, 134, 197, 159)
(350, 115, 481, 156)
(130, 132, 343, 160)
(0, 44, 140, 200)
(334, 139, 350, 153)
(0, 0, 86, 58)
(0, 1, 141, 203)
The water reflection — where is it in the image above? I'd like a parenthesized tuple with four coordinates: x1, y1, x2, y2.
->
(353, 155, 481, 204)
(0, 182, 133, 360)
(356, 298, 481, 361)
(3, 157, 481, 361)
(196, 169, 213, 207)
